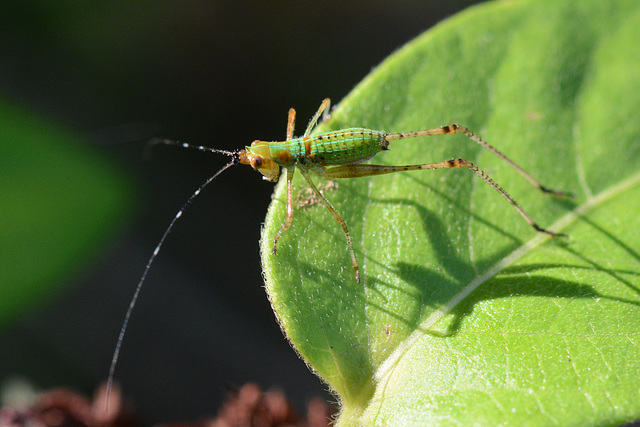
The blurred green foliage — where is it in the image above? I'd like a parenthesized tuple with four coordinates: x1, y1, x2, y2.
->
(0, 100, 133, 327)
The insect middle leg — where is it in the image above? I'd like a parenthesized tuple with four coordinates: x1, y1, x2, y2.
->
(304, 98, 331, 137)
(319, 160, 565, 237)
(272, 165, 361, 283)
(298, 168, 360, 283)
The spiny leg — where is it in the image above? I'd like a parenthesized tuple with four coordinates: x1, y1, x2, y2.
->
(272, 165, 361, 283)
(286, 107, 296, 141)
(318, 160, 565, 238)
(304, 98, 331, 137)
(272, 167, 295, 254)
(385, 124, 571, 197)
(299, 168, 360, 283)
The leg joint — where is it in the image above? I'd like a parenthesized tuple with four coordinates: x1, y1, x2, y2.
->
(448, 158, 466, 168)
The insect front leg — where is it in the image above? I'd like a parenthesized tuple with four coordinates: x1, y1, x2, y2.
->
(286, 107, 296, 141)
(272, 166, 295, 254)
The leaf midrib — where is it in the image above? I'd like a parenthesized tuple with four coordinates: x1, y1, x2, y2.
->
(374, 168, 640, 384)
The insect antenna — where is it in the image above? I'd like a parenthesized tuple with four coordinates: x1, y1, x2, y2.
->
(105, 141, 238, 410)
(145, 138, 237, 159)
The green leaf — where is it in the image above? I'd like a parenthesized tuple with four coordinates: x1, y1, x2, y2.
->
(0, 100, 133, 327)
(261, 0, 640, 425)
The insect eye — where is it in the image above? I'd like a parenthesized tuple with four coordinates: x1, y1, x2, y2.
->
(250, 157, 263, 170)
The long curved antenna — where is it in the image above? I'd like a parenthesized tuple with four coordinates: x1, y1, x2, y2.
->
(145, 138, 236, 159)
(105, 156, 237, 410)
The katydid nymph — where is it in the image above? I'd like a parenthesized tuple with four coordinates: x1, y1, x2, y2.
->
(106, 98, 570, 407)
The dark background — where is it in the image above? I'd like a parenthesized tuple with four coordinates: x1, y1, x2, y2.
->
(0, 1, 480, 423)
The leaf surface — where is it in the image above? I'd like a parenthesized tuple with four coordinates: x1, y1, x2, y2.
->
(261, 0, 640, 424)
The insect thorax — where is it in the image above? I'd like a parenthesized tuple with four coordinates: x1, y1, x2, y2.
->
(271, 128, 386, 167)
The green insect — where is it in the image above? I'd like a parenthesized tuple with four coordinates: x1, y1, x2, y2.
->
(107, 98, 569, 406)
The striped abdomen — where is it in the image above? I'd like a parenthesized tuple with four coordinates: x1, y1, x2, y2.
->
(270, 128, 387, 167)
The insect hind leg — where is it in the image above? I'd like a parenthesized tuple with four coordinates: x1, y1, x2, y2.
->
(320, 160, 565, 238)
(385, 125, 572, 198)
